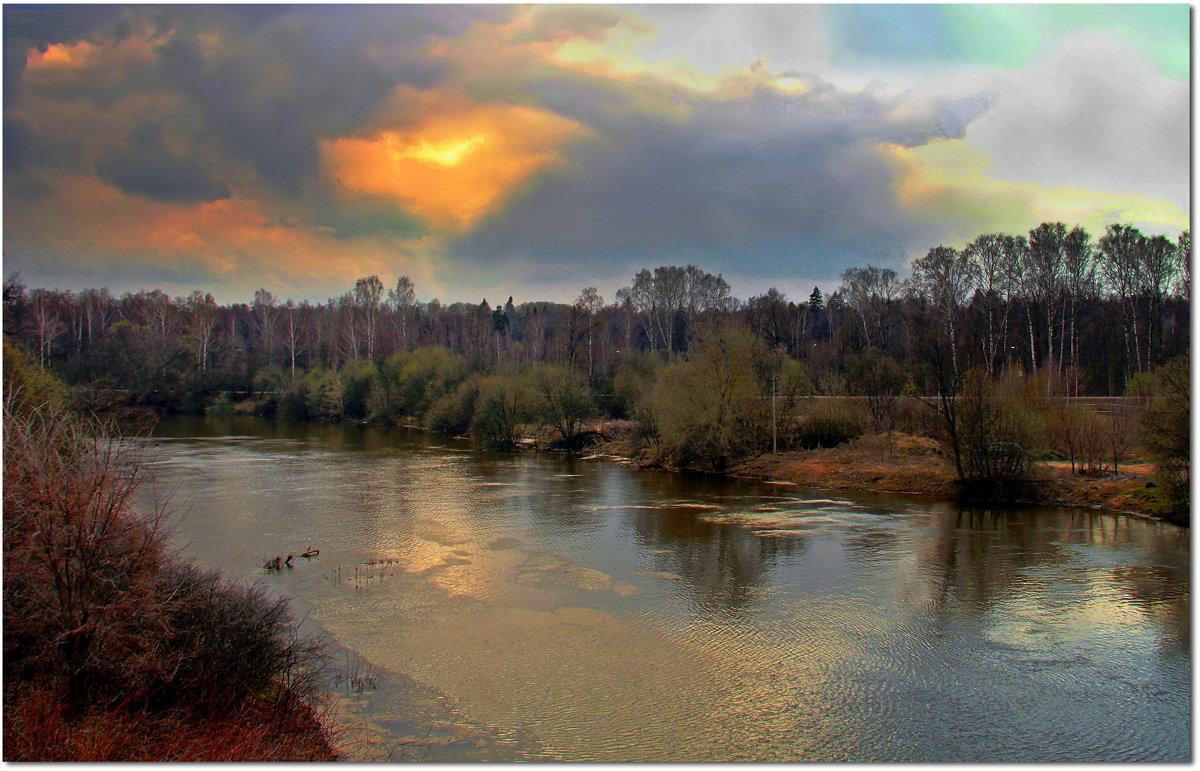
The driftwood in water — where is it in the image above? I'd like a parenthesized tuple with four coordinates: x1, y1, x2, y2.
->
(264, 548, 319, 571)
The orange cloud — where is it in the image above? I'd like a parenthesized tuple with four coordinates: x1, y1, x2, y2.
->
(321, 100, 584, 229)
(28, 41, 98, 68)
(24, 26, 164, 78)
(10, 173, 442, 300)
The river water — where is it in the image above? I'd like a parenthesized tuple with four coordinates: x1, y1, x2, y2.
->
(135, 416, 1190, 762)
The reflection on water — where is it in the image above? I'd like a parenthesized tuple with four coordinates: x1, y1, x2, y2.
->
(137, 416, 1190, 762)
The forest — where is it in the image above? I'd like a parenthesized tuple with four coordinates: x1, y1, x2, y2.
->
(3, 220, 1191, 518)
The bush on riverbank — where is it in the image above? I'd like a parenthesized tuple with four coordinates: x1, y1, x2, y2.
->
(1137, 355, 1190, 525)
(2, 365, 335, 760)
(644, 321, 770, 470)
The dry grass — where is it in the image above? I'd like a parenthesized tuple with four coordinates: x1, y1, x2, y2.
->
(729, 431, 1167, 518)
(730, 432, 958, 498)
(4, 682, 337, 762)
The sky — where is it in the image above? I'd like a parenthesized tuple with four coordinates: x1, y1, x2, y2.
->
(2, 4, 1190, 306)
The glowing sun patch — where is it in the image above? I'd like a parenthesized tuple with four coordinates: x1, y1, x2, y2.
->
(322, 103, 583, 230)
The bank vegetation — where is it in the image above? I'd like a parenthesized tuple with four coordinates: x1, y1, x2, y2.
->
(2, 343, 336, 761)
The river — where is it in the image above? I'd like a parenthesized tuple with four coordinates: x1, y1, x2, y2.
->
(134, 416, 1190, 762)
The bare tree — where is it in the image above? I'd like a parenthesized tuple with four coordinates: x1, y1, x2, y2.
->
(993, 234, 1029, 371)
(28, 289, 66, 368)
(280, 300, 306, 379)
(1175, 230, 1191, 300)
(576, 287, 604, 381)
(910, 246, 976, 380)
(619, 265, 733, 355)
(1061, 226, 1095, 395)
(388, 276, 417, 353)
(335, 292, 359, 362)
(251, 288, 277, 368)
(354, 275, 384, 361)
(965, 234, 1012, 375)
(80, 287, 114, 348)
(182, 290, 218, 371)
(1026, 222, 1066, 387)
(839, 265, 902, 349)
(1138, 234, 1177, 369)
(1099, 223, 1146, 378)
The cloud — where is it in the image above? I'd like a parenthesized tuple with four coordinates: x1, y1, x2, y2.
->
(2, 173, 442, 303)
(963, 30, 1189, 209)
(3, 4, 134, 106)
(2, 5, 1189, 305)
(95, 121, 230, 203)
(151, 5, 509, 194)
(879, 138, 1189, 245)
(448, 67, 991, 283)
(321, 89, 585, 230)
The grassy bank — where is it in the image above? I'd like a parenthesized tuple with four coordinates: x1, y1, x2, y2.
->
(2, 386, 338, 761)
(587, 425, 1178, 522)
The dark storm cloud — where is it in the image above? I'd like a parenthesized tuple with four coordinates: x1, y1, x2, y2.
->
(3, 114, 49, 198)
(4, 5, 511, 194)
(4, 113, 37, 174)
(152, 5, 510, 193)
(94, 122, 230, 204)
(3, 4, 132, 107)
(455, 77, 983, 281)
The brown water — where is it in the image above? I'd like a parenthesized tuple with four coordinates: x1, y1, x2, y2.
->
(136, 416, 1190, 762)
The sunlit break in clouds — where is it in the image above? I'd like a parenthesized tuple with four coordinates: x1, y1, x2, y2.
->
(2, 4, 1189, 305)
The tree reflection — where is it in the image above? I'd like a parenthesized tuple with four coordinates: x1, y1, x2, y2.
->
(920, 505, 1190, 650)
(626, 501, 801, 615)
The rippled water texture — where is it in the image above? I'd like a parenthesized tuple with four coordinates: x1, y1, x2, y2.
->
(136, 417, 1190, 762)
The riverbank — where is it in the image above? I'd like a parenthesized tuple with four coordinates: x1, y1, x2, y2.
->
(591, 427, 1177, 523)
(4, 681, 337, 761)
(2, 392, 341, 762)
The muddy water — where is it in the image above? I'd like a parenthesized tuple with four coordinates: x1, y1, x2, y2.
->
(136, 417, 1190, 762)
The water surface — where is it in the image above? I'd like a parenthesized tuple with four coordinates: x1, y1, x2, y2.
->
(136, 416, 1190, 762)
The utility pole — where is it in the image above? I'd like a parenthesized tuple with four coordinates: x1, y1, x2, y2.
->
(771, 374, 778, 454)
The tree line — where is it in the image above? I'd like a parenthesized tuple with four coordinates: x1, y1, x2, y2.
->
(4, 220, 1187, 406)
(2, 219, 1190, 519)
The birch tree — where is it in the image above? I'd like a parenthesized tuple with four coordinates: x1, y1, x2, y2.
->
(354, 275, 384, 361)
(1099, 224, 1145, 377)
(388, 276, 417, 353)
(1026, 222, 1066, 384)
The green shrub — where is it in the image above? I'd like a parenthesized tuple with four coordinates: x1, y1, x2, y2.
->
(393, 347, 471, 420)
(339, 359, 379, 420)
(470, 374, 532, 448)
(954, 368, 1039, 498)
(277, 383, 309, 421)
(1138, 355, 1189, 524)
(526, 363, 596, 443)
(3, 340, 68, 412)
(611, 351, 661, 419)
(303, 368, 343, 421)
(644, 320, 768, 469)
(792, 400, 865, 449)
(205, 392, 237, 417)
(426, 374, 484, 435)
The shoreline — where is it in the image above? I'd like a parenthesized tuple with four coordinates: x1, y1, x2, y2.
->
(148, 412, 1183, 525)
(589, 430, 1180, 526)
